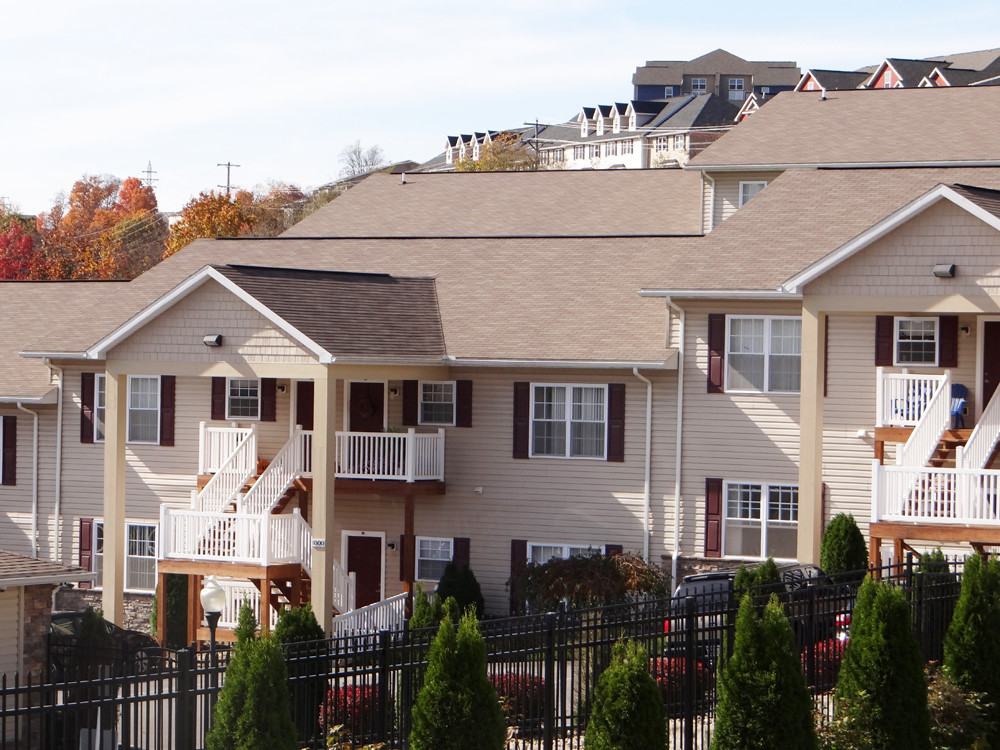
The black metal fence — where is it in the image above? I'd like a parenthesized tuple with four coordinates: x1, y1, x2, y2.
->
(0, 558, 966, 750)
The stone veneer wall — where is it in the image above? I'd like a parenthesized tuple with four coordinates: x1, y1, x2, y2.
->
(55, 588, 155, 634)
(23, 585, 53, 677)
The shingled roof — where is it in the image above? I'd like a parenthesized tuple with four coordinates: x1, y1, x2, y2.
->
(0, 551, 91, 586)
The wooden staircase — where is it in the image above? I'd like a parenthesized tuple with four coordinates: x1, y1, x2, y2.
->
(927, 429, 974, 468)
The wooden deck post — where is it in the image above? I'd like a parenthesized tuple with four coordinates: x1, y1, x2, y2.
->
(156, 571, 168, 645)
(869, 535, 882, 575)
(187, 574, 202, 646)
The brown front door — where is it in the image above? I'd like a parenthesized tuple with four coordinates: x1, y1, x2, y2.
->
(983, 322, 1000, 410)
(350, 382, 384, 432)
(296, 381, 314, 430)
(346, 535, 383, 607)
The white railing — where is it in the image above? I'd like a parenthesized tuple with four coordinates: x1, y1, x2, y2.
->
(199, 422, 255, 474)
(963, 386, 1000, 469)
(213, 579, 280, 630)
(240, 428, 313, 515)
(335, 428, 445, 482)
(196, 424, 258, 513)
(267, 510, 313, 576)
(329, 592, 408, 637)
(873, 460, 1000, 525)
(332, 559, 356, 615)
(877, 371, 948, 428)
(896, 371, 951, 468)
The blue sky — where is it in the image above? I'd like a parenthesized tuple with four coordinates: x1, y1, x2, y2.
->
(2, 0, 997, 213)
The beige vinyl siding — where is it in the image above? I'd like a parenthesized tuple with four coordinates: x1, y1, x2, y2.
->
(678, 301, 802, 561)
(110, 281, 316, 364)
(709, 171, 782, 227)
(0, 589, 22, 678)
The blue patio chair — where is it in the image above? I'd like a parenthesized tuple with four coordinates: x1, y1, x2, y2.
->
(951, 383, 968, 429)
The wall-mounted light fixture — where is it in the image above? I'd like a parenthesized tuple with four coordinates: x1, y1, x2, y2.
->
(203, 334, 223, 347)
(388, 387, 400, 398)
(933, 263, 956, 278)
(386, 541, 397, 551)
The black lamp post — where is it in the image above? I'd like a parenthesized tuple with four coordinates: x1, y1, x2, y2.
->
(200, 576, 226, 694)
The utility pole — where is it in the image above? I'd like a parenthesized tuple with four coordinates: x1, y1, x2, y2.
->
(217, 162, 241, 195)
(142, 162, 158, 189)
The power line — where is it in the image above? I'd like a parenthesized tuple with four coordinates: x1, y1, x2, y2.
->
(217, 162, 241, 195)
(142, 162, 158, 189)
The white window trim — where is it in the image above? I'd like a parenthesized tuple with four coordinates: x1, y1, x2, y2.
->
(739, 181, 768, 207)
(724, 315, 802, 395)
(692, 77, 707, 93)
(418, 380, 456, 426)
(93, 520, 158, 593)
(415, 536, 453, 582)
(126, 375, 160, 445)
(94, 373, 106, 443)
(226, 377, 262, 421)
(529, 383, 608, 460)
(893, 316, 940, 367)
(722, 481, 798, 561)
(527, 542, 605, 563)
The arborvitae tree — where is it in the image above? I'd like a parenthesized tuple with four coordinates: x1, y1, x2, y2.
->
(711, 594, 817, 750)
(273, 604, 327, 742)
(409, 584, 437, 629)
(820, 513, 869, 583)
(207, 604, 297, 750)
(733, 557, 783, 609)
(435, 561, 485, 619)
(409, 612, 505, 750)
(944, 553, 1000, 745)
(584, 639, 665, 750)
(833, 576, 930, 750)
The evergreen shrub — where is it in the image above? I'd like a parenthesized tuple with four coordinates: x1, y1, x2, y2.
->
(819, 513, 868, 584)
(435, 561, 485, 619)
(584, 639, 665, 750)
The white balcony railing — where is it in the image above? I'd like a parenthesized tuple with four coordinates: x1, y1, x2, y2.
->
(196, 424, 257, 513)
(199, 422, 255, 474)
(873, 460, 1000, 526)
(877, 370, 949, 428)
(896, 371, 951, 468)
(335, 428, 445, 482)
(330, 592, 408, 637)
(211, 579, 280, 631)
(963, 386, 1000, 469)
(240, 428, 313, 515)
(332, 558, 356, 615)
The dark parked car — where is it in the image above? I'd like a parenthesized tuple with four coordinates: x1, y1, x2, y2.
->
(49, 610, 162, 675)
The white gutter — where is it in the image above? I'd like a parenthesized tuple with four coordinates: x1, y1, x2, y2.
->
(1, 572, 95, 589)
(632, 368, 653, 562)
(640, 289, 801, 300)
(16, 402, 39, 559)
(664, 298, 686, 585)
(20, 352, 89, 360)
(43, 359, 64, 562)
(683, 159, 1000, 172)
(452, 357, 677, 370)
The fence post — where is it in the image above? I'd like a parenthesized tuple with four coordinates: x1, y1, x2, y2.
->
(683, 596, 696, 750)
(376, 630, 390, 741)
(804, 583, 816, 687)
(914, 570, 926, 659)
(174, 647, 197, 750)
(543, 613, 556, 750)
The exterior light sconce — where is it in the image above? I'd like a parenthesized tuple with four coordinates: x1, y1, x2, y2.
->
(933, 264, 956, 278)
(203, 334, 223, 347)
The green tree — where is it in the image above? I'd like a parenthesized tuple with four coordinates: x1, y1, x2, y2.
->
(820, 513, 869, 583)
(409, 612, 505, 750)
(435, 561, 485, 619)
(732, 557, 783, 609)
(409, 584, 437, 629)
(833, 576, 930, 750)
(711, 594, 816, 750)
(944, 553, 1000, 745)
(584, 639, 665, 750)
(273, 603, 327, 742)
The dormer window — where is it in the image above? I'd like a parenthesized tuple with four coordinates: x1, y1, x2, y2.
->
(473, 143, 480, 160)
(884, 69, 894, 88)
(612, 115, 620, 134)
(581, 120, 588, 137)
(445, 147, 453, 165)
(628, 114, 636, 131)
(596, 119, 604, 136)
(459, 144, 466, 160)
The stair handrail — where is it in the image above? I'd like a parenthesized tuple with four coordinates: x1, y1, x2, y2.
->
(962, 386, 1000, 469)
(197, 424, 258, 512)
(897, 371, 951, 468)
(240, 427, 311, 515)
(332, 558, 356, 615)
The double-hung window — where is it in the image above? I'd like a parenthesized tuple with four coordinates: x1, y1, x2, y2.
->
(573, 145, 586, 160)
(528, 543, 600, 564)
(724, 483, 797, 558)
(530, 384, 606, 458)
(94, 374, 107, 442)
(419, 381, 455, 425)
(894, 317, 938, 365)
(691, 77, 707, 94)
(672, 134, 686, 151)
(589, 144, 601, 159)
(127, 376, 160, 444)
(655, 136, 669, 152)
(726, 316, 801, 393)
(728, 77, 745, 100)
(622, 140, 634, 155)
(415, 537, 453, 582)
(227, 378, 260, 419)
(93, 521, 157, 592)
(739, 181, 767, 206)
(605, 141, 618, 157)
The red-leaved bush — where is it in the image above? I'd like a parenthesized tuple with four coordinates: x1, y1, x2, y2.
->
(318, 685, 379, 735)
(649, 657, 711, 707)
(490, 673, 545, 723)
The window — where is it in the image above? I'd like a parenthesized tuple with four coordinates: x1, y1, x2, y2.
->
(227, 378, 260, 420)
(530, 384, 606, 458)
(884, 69, 893, 88)
(580, 120, 588, 137)
(573, 145, 586, 160)
(728, 78, 745, 100)
(419, 381, 455, 425)
(528, 543, 600, 564)
(664, 86, 676, 97)
(94, 374, 106, 442)
(472, 143, 480, 160)
(93, 521, 157, 592)
(604, 141, 618, 157)
(654, 136, 669, 152)
(895, 317, 938, 365)
(672, 134, 686, 151)
(628, 114, 636, 130)
(589, 144, 601, 159)
(596, 119, 604, 136)
(724, 483, 797, 558)
(691, 77, 707, 94)
(739, 181, 767, 206)
(445, 147, 453, 165)
(127, 376, 160, 444)
(622, 139, 633, 155)
(726, 316, 801, 393)
(416, 537, 453, 582)
(612, 115, 620, 134)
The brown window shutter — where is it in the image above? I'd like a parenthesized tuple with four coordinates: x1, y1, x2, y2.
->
(453, 537, 471, 571)
(607, 383, 625, 462)
(604, 544, 623, 556)
(939, 315, 958, 368)
(81, 372, 95, 444)
(402, 380, 418, 426)
(512, 382, 530, 459)
(456, 380, 473, 428)
(1, 417, 15, 487)
(79, 518, 93, 589)
(704, 477, 723, 557)
(707, 313, 725, 393)
(296, 381, 314, 430)
(510, 539, 528, 614)
(211, 377, 226, 420)
(261, 378, 277, 422)
(159, 376, 175, 447)
(874, 316, 894, 366)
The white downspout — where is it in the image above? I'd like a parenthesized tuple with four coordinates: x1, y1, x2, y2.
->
(665, 298, 686, 584)
(16, 402, 39, 558)
(632, 368, 653, 562)
(43, 359, 64, 561)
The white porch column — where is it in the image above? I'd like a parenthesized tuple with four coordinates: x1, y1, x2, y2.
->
(310, 370, 338, 633)
(102, 371, 128, 624)
(797, 303, 826, 564)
